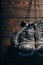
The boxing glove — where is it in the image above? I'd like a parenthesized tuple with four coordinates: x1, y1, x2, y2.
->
(35, 20, 43, 57)
(11, 24, 35, 56)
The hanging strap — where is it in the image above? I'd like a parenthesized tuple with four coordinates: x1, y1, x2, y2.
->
(25, 0, 33, 22)
(37, 0, 42, 20)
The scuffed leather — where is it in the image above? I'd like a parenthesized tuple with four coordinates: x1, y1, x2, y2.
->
(35, 21, 43, 57)
(11, 25, 35, 56)
(11, 21, 43, 57)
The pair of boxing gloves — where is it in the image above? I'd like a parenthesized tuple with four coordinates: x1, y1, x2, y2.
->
(11, 20, 43, 57)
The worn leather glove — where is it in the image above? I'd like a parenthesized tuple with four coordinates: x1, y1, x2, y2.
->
(11, 24, 35, 56)
(35, 20, 43, 57)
